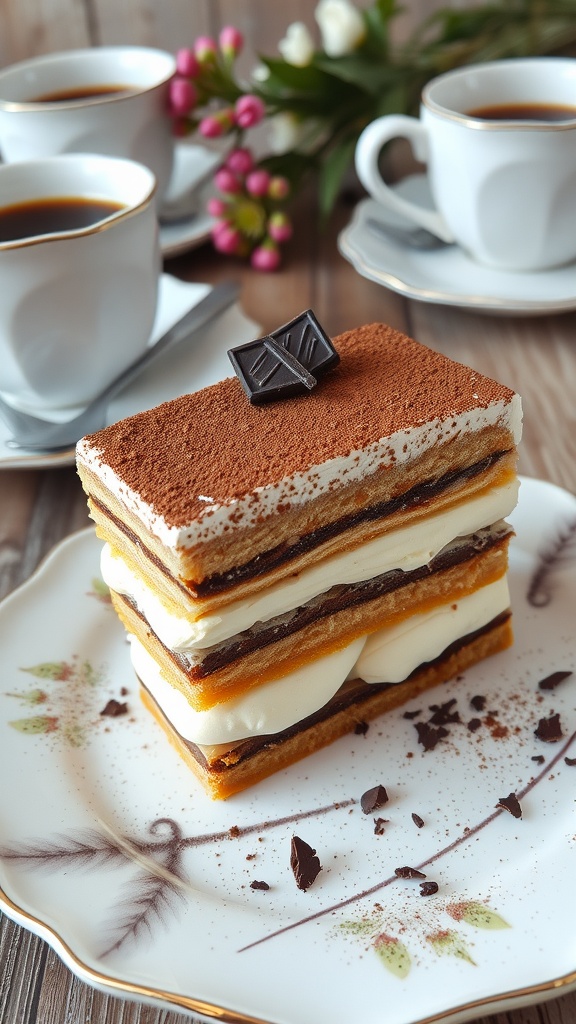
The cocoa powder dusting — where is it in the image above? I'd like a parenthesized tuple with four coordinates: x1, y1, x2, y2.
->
(81, 324, 516, 528)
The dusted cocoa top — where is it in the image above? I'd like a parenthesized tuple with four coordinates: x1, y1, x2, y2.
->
(77, 323, 521, 542)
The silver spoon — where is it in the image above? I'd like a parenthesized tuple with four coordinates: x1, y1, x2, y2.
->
(0, 280, 240, 452)
(366, 216, 452, 251)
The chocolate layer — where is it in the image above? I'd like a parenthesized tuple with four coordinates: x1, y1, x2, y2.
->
(119, 526, 510, 679)
(142, 611, 511, 776)
(94, 449, 509, 598)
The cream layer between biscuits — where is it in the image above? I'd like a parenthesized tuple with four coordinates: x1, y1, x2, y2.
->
(130, 577, 510, 747)
(101, 477, 518, 652)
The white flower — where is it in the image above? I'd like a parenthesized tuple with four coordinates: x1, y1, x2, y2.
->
(315, 0, 366, 57)
(269, 112, 331, 155)
(251, 62, 270, 83)
(278, 22, 315, 67)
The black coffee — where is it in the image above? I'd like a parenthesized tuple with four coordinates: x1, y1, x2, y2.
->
(468, 102, 576, 121)
(0, 196, 126, 243)
(32, 84, 135, 102)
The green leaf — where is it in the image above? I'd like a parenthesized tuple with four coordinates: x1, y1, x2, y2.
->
(447, 901, 510, 930)
(5, 688, 47, 705)
(260, 58, 338, 97)
(373, 933, 411, 978)
(20, 662, 71, 681)
(318, 136, 358, 219)
(427, 929, 476, 965)
(75, 660, 104, 688)
(9, 715, 59, 735)
(313, 54, 394, 96)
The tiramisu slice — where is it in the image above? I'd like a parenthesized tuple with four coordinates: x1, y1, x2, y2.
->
(76, 315, 522, 799)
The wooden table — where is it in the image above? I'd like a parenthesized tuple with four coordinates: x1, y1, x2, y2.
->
(1, 180, 576, 1024)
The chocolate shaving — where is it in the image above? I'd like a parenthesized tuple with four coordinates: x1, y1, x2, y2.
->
(403, 709, 421, 720)
(361, 784, 389, 814)
(290, 835, 322, 891)
(411, 813, 425, 828)
(250, 880, 270, 891)
(470, 694, 487, 711)
(467, 718, 482, 732)
(415, 721, 449, 751)
(100, 699, 128, 718)
(373, 818, 388, 835)
(395, 866, 426, 879)
(420, 881, 439, 896)
(565, 756, 576, 766)
(538, 670, 573, 691)
(354, 721, 369, 736)
(428, 698, 461, 726)
(531, 755, 545, 764)
(497, 792, 522, 818)
(534, 712, 563, 743)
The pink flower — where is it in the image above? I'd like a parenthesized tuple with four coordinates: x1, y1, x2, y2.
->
(251, 240, 281, 271)
(246, 169, 271, 197)
(168, 77, 197, 116)
(226, 147, 254, 176)
(268, 175, 290, 200)
(176, 48, 199, 78)
(194, 36, 217, 62)
(214, 167, 242, 194)
(219, 25, 244, 57)
(235, 94, 266, 129)
(207, 196, 228, 217)
(212, 221, 242, 254)
(268, 211, 293, 243)
(199, 108, 235, 138)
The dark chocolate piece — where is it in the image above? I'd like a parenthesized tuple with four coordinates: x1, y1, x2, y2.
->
(470, 694, 487, 711)
(354, 721, 369, 736)
(361, 784, 389, 814)
(403, 709, 421, 720)
(250, 880, 270, 890)
(411, 813, 425, 828)
(373, 818, 388, 835)
(100, 698, 128, 717)
(497, 792, 522, 818)
(538, 670, 573, 691)
(415, 721, 449, 751)
(420, 881, 439, 896)
(535, 712, 563, 743)
(531, 755, 545, 764)
(290, 835, 322, 891)
(428, 698, 461, 726)
(565, 756, 576, 766)
(228, 309, 339, 404)
(467, 718, 482, 732)
(395, 866, 426, 879)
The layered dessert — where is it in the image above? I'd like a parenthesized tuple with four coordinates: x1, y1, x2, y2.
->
(76, 317, 522, 799)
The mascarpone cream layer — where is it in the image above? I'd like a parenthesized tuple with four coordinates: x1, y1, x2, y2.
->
(78, 394, 522, 548)
(132, 577, 510, 746)
(101, 477, 518, 651)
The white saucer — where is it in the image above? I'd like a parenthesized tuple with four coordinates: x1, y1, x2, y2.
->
(338, 176, 576, 315)
(0, 273, 259, 470)
(159, 142, 220, 259)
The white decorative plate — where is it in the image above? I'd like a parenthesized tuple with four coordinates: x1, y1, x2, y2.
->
(1, 477, 575, 1024)
(0, 274, 259, 470)
(338, 177, 576, 315)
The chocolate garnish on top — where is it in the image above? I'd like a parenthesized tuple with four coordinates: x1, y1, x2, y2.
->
(535, 712, 563, 743)
(228, 309, 340, 404)
(496, 792, 522, 818)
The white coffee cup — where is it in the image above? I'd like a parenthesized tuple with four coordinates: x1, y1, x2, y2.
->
(0, 46, 176, 202)
(0, 153, 160, 414)
(355, 58, 576, 271)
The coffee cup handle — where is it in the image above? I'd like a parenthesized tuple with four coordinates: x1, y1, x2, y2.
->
(355, 115, 455, 243)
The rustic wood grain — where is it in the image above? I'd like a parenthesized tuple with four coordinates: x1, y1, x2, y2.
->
(1, 1, 576, 1022)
